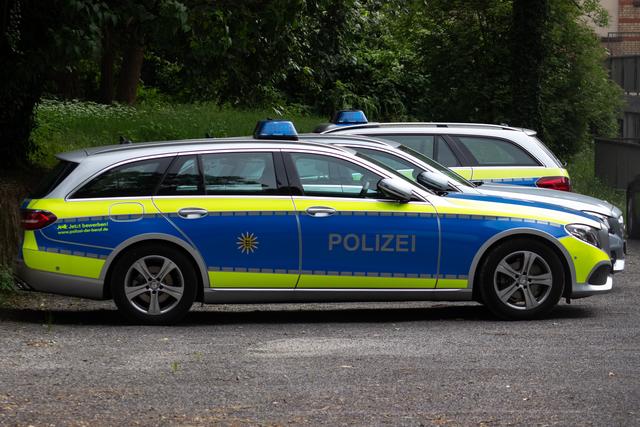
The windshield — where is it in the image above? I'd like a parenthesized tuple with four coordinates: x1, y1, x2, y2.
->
(396, 145, 475, 187)
(354, 152, 434, 194)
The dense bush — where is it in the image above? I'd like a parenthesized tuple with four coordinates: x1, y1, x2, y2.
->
(1, 0, 624, 168)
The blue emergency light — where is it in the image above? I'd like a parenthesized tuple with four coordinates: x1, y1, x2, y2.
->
(331, 109, 368, 125)
(253, 119, 299, 140)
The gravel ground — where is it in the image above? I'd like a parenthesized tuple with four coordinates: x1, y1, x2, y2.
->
(0, 242, 638, 426)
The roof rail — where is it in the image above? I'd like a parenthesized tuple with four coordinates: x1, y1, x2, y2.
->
(323, 122, 530, 133)
(85, 137, 346, 156)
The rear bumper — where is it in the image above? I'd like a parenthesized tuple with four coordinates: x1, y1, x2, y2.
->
(14, 259, 105, 300)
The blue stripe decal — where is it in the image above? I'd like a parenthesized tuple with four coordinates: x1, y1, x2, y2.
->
(438, 216, 568, 277)
(445, 193, 599, 222)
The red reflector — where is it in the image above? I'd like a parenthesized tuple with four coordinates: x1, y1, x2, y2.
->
(536, 176, 572, 192)
(20, 209, 57, 230)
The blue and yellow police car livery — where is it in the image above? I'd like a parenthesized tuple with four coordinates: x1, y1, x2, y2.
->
(14, 122, 613, 324)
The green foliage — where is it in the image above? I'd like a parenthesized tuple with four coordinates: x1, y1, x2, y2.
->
(0, 265, 14, 293)
(31, 99, 323, 168)
(2, 0, 625, 167)
(567, 144, 626, 210)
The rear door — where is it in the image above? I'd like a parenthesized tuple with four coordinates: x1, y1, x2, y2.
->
(283, 150, 440, 289)
(152, 150, 299, 288)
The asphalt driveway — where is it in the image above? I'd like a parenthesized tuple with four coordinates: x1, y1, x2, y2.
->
(0, 242, 638, 426)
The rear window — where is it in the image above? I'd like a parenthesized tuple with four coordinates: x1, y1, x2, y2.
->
(30, 160, 79, 199)
(71, 157, 172, 199)
(456, 136, 539, 166)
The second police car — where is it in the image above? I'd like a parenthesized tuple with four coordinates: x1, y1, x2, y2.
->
(315, 110, 572, 191)
(15, 121, 614, 324)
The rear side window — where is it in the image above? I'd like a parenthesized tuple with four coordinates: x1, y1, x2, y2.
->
(200, 152, 279, 195)
(30, 160, 78, 198)
(71, 157, 172, 199)
(372, 135, 435, 158)
(456, 136, 539, 166)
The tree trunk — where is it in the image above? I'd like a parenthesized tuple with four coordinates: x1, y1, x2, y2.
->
(511, 0, 548, 133)
(115, 42, 144, 104)
(99, 26, 115, 104)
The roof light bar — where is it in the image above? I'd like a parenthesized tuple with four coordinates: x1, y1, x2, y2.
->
(331, 110, 368, 125)
(253, 119, 299, 140)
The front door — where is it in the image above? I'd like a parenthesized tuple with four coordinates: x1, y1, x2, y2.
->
(153, 152, 299, 288)
(284, 151, 439, 289)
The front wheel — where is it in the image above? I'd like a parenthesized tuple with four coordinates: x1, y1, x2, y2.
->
(111, 245, 197, 325)
(478, 239, 565, 320)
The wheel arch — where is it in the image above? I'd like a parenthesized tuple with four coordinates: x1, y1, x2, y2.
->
(100, 233, 209, 301)
(467, 228, 575, 302)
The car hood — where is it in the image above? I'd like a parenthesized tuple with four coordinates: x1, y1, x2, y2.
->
(478, 183, 618, 217)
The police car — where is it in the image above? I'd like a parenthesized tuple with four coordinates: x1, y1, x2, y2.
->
(315, 110, 572, 191)
(15, 120, 613, 324)
(296, 133, 626, 272)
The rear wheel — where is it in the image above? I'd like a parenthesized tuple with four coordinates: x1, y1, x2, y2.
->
(111, 245, 197, 325)
(479, 238, 564, 320)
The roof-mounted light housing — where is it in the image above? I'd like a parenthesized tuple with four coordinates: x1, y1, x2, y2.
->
(331, 110, 368, 126)
(253, 119, 299, 141)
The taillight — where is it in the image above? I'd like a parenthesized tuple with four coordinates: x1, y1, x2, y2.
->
(20, 209, 57, 230)
(536, 176, 572, 192)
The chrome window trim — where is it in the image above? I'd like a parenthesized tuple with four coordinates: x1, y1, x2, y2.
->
(65, 153, 177, 201)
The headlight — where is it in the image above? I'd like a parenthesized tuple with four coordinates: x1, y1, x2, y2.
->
(566, 223, 602, 248)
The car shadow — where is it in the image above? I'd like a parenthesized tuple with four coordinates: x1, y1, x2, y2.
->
(0, 303, 597, 326)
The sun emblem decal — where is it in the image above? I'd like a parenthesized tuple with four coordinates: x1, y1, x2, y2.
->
(237, 232, 259, 254)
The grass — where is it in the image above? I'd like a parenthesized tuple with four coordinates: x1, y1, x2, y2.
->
(31, 99, 325, 168)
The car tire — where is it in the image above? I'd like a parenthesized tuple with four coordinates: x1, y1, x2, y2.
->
(627, 179, 640, 239)
(478, 238, 564, 320)
(111, 244, 197, 325)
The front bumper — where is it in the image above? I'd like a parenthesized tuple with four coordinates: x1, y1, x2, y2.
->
(608, 231, 626, 273)
(14, 259, 105, 300)
(570, 261, 613, 299)
(571, 274, 613, 298)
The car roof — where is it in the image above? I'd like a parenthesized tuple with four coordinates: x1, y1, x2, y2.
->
(320, 122, 537, 135)
(56, 137, 354, 164)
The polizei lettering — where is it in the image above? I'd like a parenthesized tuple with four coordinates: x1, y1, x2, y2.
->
(328, 233, 416, 253)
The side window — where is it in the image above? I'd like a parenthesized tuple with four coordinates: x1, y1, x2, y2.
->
(436, 137, 461, 167)
(371, 134, 435, 158)
(289, 153, 383, 198)
(456, 136, 539, 166)
(157, 155, 202, 196)
(200, 152, 279, 195)
(356, 147, 419, 180)
(71, 157, 172, 199)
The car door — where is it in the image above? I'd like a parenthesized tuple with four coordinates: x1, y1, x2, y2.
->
(283, 150, 439, 289)
(152, 151, 299, 288)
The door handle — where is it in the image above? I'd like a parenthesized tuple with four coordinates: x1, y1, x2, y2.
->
(306, 206, 336, 217)
(177, 207, 208, 219)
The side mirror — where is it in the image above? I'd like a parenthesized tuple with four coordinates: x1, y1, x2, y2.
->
(378, 178, 414, 202)
(417, 171, 450, 191)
